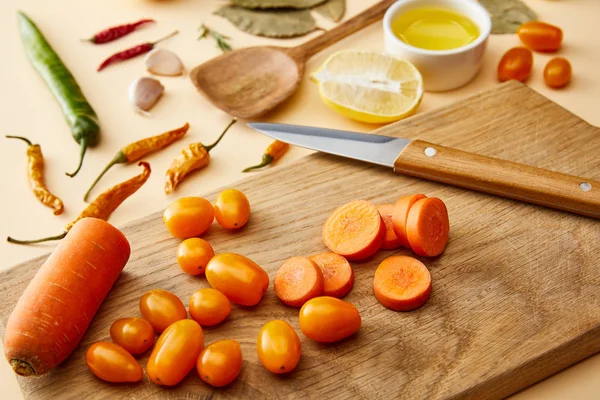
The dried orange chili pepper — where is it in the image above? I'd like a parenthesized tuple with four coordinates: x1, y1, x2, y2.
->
(84, 123, 189, 201)
(165, 119, 236, 194)
(243, 140, 289, 172)
(7, 162, 151, 245)
(6, 135, 64, 215)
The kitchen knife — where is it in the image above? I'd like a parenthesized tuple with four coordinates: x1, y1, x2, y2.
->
(247, 123, 600, 219)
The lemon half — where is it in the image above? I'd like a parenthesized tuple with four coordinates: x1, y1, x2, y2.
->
(311, 50, 424, 124)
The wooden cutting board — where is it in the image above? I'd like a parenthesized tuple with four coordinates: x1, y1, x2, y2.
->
(1, 81, 600, 400)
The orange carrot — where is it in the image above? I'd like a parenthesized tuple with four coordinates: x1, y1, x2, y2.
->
(322, 200, 385, 261)
(3, 218, 130, 377)
(373, 256, 431, 311)
(274, 257, 324, 307)
(310, 253, 354, 298)
(377, 204, 402, 250)
(392, 194, 427, 249)
(406, 197, 450, 257)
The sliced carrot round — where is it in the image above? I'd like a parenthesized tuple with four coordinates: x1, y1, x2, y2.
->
(322, 200, 385, 261)
(392, 194, 427, 249)
(405, 197, 449, 257)
(377, 204, 402, 250)
(274, 257, 324, 307)
(373, 256, 431, 311)
(309, 253, 354, 298)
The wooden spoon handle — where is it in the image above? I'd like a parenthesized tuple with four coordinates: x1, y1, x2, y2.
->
(394, 140, 600, 219)
(289, 0, 397, 61)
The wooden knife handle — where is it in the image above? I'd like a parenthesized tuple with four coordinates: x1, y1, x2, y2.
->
(394, 140, 600, 219)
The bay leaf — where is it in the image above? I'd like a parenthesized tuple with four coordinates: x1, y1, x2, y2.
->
(314, 0, 346, 22)
(215, 6, 317, 38)
(230, 0, 326, 9)
(478, 0, 537, 34)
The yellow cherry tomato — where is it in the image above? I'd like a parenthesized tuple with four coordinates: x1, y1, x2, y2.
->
(139, 289, 187, 332)
(197, 340, 243, 387)
(257, 320, 301, 374)
(147, 319, 204, 386)
(205, 253, 269, 306)
(299, 296, 361, 343)
(544, 57, 572, 88)
(163, 197, 214, 238)
(177, 238, 215, 276)
(214, 189, 251, 230)
(110, 317, 155, 355)
(189, 288, 231, 326)
(86, 342, 143, 383)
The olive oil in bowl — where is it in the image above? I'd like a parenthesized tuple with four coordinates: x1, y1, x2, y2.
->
(392, 8, 480, 51)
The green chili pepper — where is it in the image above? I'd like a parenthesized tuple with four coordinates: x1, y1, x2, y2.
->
(18, 11, 100, 177)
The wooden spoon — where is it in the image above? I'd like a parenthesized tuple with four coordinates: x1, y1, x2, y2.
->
(190, 0, 397, 119)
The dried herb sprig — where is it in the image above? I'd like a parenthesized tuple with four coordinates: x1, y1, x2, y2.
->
(198, 24, 232, 52)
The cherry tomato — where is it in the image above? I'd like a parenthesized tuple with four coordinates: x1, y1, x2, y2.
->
(517, 21, 562, 52)
(299, 296, 361, 343)
(497, 47, 533, 83)
(177, 238, 215, 276)
(257, 320, 301, 374)
(139, 289, 187, 332)
(197, 340, 243, 387)
(544, 57, 572, 88)
(163, 197, 214, 239)
(147, 319, 204, 386)
(86, 342, 143, 383)
(189, 288, 231, 326)
(205, 253, 269, 306)
(214, 189, 251, 230)
(110, 317, 155, 355)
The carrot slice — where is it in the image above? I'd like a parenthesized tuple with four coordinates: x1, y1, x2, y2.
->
(322, 200, 385, 261)
(406, 197, 450, 257)
(392, 194, 427, 249)
(274, 257, 324, 307)
(377, 204, 402, 250)
(310, 253, 354, 298)
(373, 256, 431, 311)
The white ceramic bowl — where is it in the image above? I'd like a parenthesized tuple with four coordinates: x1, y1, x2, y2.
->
(383, 0, 492, 92)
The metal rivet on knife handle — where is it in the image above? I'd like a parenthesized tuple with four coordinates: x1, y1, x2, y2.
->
(424, 147, 437, 157)
(580, 182, 592, 192)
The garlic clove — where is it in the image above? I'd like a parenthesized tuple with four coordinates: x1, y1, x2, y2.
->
(129, 77, 164, 115)
(145, 49, 184, 77)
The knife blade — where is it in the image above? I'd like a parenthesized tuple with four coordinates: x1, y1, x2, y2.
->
(248, 122, 600, 219)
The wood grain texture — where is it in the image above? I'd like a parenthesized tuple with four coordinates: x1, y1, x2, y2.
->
(190, 0, 396, 119)
(394, 140, 600, 219)
(2, 81, 600, 400)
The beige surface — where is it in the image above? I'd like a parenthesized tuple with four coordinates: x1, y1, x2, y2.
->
(0, 0, 598, 398)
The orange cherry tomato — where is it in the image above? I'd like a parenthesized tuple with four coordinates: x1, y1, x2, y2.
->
(205, 253, 269, 306)
(197, 340, 243, 387)
(299, 296, 361, 343)
(544, 57, 572, 88)
(257, 320, 301, 374)
(163, 197, 214, 239)
(86, 342, 143, 383)
(517, 21, 562, 52)
(177, 238, 215, 276)
(214, 189, 251, 230)
(189, 288, 231, 326)
(498, 47, 533, 83)
(110, 317, 155, 355)
(147, 319, 204, 386)
(139, 289, 187, 332)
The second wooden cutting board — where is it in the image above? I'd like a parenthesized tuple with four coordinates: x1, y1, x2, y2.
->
(1, 81, 600, 400)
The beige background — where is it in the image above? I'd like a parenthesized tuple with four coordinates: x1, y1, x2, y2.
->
(1, 0, 599, 398)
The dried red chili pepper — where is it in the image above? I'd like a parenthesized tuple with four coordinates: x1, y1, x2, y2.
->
(97, 31, 178, 72)
(7, 162, 151, 245)
(84, 19, 155, 44)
